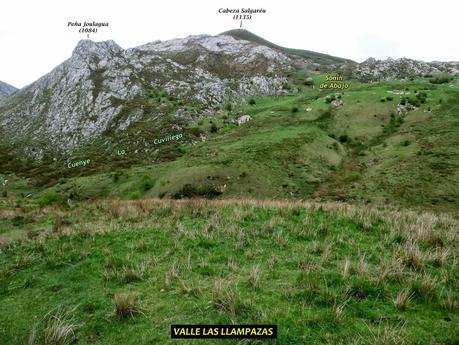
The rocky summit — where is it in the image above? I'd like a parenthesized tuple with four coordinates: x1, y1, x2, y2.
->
(353, 57, 459, 82)
(0, 33, 317, 158)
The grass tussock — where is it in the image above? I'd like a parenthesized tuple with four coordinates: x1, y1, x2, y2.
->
(114, 292, 140, 319)
(248, 264, 262, 288)
(210, 279, 242, 317)
(395, 287, 413, 311)
(27, 307, 77, 345)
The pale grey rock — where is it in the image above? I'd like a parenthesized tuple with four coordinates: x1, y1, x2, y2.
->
(0, 33, 306, 157)
(397, 103, 417, 114)
(354, 57, 459, 82)
(236, 115, 252, 125)
(331, 99, 343, 108)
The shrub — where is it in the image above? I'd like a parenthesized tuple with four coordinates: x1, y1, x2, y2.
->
(429, 74, 453, 84)
(303, 77, 314, 86)
(248, 98, 256, 105)
(416, 91, 427, 104)
(225, 103, 232, 111)
(291, 107, 299, 113)
(325, 95, 336, 104)
(113, 172, 121, 183)
(140, 175, 154, 192)
(380, 98, 386, 102)
(173, 183, 222, 199)
(129, 192, 140, 200)
(339, 134, 349, 143)
(188, 126, 204, 137)
(386, 96, 394, 101)
(210, 123, 218, 133)
(38, 191, 64, 207)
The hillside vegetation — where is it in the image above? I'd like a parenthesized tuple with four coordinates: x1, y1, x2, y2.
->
(222, 29, 355, 65)
(2, 73, 457, 213)
(0, 199, 457, 344)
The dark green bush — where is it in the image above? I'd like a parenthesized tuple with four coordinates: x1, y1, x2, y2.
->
(173, 184, 222, 199)
(303, 77, 314, 86)
(325, 95, 336, 104)
(429, 74, 453, 84)
(291, 107, 299, 113)
(130, 192, 140, 200)
(339, 134, 349, 143)
(140, 175, 155, 192)
(38, 191, 64, 207)
(210, 123, 218, 133)
(248, 98, 256, 105)
(188, 127, 204, 137)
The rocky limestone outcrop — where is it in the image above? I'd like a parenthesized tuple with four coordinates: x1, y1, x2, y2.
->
(353, 57, 459, 82)
(0, 33, 299, 157)
(235, 115, 252, 125)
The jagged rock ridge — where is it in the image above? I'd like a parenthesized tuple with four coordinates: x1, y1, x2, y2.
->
(353, 57, 459, 82)
(0, 33, 309, 158)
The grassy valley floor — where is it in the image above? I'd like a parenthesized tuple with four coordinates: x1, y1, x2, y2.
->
(0, 199, 458, 344)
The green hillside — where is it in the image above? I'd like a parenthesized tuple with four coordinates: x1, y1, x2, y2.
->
(2, 73, 457, 213)
(221, 29, 355, 65)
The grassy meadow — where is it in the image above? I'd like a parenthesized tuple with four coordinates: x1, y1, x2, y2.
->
(0, 199, 458, 344)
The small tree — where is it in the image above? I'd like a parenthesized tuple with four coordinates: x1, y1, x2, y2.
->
(248, 98, 256, 105)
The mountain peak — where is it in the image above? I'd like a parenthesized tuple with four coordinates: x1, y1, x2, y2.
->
(0, 80, 17, 96)
(72, 39, 122, 58)
(221, 28, 354, 65)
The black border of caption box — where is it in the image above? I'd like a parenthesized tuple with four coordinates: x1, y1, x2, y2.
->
(171, 324, 277, 339)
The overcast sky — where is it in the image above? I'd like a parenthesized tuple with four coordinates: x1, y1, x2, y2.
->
(1, 0, 458, 88)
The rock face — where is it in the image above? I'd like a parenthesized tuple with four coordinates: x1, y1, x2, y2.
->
(0, 33, 301, 157)
(353, 57, 459, 82)
(0, 81, 17, 101)
(331, 99, 343, 108)
(236, 115, 252, 125)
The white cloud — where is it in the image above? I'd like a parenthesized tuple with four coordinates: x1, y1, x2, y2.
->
(357, 35, 400, 61)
